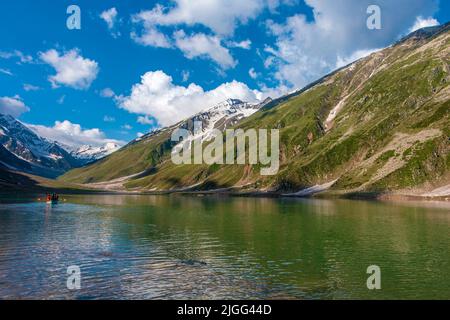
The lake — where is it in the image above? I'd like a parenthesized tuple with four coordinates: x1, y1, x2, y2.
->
(0, 194, 449, 299)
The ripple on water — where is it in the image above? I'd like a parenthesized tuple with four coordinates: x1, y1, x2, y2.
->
(0, 197, 449, 299)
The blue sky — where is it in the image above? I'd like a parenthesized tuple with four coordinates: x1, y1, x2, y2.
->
(0, 0, 448, 148)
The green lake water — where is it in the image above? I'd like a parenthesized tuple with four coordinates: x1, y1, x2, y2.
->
(0, 194, 449, 299)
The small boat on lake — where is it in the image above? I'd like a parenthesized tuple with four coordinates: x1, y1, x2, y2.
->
(45, 193, 59, 204)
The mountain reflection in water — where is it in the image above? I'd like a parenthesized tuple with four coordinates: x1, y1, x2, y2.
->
(0, 194, 449, 299)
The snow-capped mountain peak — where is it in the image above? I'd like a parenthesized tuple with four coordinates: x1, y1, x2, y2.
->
(172, 98, 263, 145)
(0, 113, 122, 177)
(129, 99, 265, 149)
(0, 113, 80, 177)
(70, 142, 120, 161)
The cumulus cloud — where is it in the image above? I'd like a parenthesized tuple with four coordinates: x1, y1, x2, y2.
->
(227, 39, 252, 50)
(265, 0, 439, 89)
(100, 7, 118, 29)
(335, 48, 381, 69)
(100, 7, 121, 37)
(131, 0, 265, 37)
(118, 70, 263, 126)
(408, 16, 440, 33)
(28, 120, 124, 148)
(131, 28, 173, 48)
(130, 0, 289, 67)
(137, 115, 155, 125)
(131, 6, 173, 48)
(0, 96, 30, 117)
(173, 31, 236, 69)
(40, 49, 99, 90)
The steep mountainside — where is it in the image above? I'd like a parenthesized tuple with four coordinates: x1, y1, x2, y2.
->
(60, 99, 266, 185)
(0, 114, 82, 178)
(60, 23, 450, 196)
(0, 113, 122, 179)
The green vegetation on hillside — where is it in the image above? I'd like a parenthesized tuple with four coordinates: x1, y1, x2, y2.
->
(59, 24, 450, 195)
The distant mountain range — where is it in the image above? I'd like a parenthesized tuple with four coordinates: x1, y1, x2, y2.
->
(60, 23, 450, 197)
(0, 98, 262, 181)
(0, 114, 120, 178)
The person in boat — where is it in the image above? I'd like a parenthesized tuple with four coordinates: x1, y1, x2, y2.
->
(51, 193, 59, 201)
(46, 193, 51, 202)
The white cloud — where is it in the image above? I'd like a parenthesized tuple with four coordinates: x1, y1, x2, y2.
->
(131, 0, 265, 37)
(0, 96, 30, 117)
(335, 48, 381, 69)
(408, 16, 439, 33)
(131, 28, 173, 48)
(181, 70, 190, 82)
(100, 7, 121, 37)
(132, 27, 238, 68)
(122, 124, 133, 130)
(227, 39, 252, 50)
(100, 7, 118, 29)
(137, 132, 144, 138)
(23, 83, 40, 91)
(40, 49, 99, 90)
(103, 115, 115, 122)
(57, 95, 66, 105)
(266, 0, 299, 12)
(131, 6, 173, 48)
(118, 70, 264, 126)
(100, 87, 116, 98)
(0, 50, 33, 64)
(265, 0, 439, 89)
(263, 56, 275, 68)
(28, 120, 124, 148)
(130, 0, 288, 66)
(137, 115, 155, 125)
(0, 68, 13, 76)
(249, 68, 258, 79)
(173, 31, 236, 69)
(257, 83, 290, 101)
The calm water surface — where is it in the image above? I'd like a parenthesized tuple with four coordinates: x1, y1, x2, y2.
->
(0, 194, 449, 299)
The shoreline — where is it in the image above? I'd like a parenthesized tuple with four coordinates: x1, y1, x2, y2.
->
(3, 169, 449, 203)
(1, 186, 449, 203)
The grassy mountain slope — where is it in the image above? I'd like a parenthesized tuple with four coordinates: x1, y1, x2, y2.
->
(0, 166, 96, 193)
(60, 24, 450, 195)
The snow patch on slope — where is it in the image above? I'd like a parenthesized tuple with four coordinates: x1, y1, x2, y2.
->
(284, 180, 338, 197)
(178, 98, 261, 146)
(70, 142, 120, 161)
